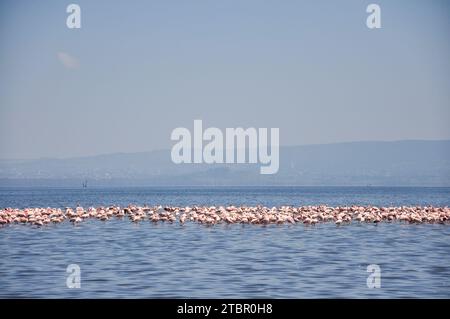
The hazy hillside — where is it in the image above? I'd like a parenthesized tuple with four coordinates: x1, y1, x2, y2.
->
(1, 140, 449, 186)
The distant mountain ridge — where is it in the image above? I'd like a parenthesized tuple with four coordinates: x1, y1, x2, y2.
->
(1, 140, 449, 186)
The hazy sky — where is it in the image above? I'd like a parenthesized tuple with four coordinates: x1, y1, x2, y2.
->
(1, 0, 449, 159)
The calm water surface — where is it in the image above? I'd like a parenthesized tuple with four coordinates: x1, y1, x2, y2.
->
(1, 187, 449, 298)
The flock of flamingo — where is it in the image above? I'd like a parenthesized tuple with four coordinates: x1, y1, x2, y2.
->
(1, 205, 449, 227)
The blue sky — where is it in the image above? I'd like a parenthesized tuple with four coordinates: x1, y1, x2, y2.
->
(0, 0, 449, 159)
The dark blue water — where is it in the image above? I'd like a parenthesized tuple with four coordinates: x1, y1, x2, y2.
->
(1, 187, 449, 298)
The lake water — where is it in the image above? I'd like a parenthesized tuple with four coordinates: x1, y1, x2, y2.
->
(0, 186, 449, 298)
